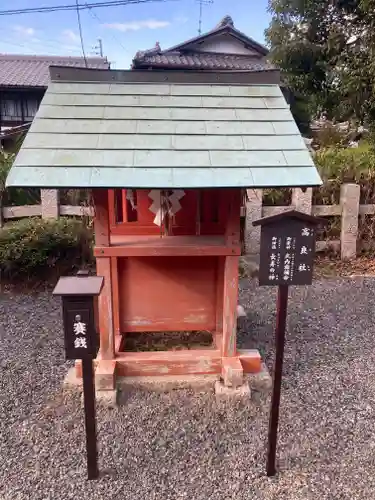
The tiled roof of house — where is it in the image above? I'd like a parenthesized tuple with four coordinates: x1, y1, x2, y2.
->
(133, 51, 275, 71)
(0, 54, 109, 88)
(132, 15, 272, 71)
(165, 15, 268, 56)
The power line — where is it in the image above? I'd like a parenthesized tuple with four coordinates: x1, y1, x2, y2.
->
(0, 0, 177, 16)
(0, 38, 83, 54)
(75, 0, 88, 66)
(85, 2, 127, 52)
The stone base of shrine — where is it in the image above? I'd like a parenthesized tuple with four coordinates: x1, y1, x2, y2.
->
(118, 374, 219, 391)
(64, 356, 271, 405)
(74, 348, 260, 377)
(65, 348, 266, 401)
(214, 380, 251, 400)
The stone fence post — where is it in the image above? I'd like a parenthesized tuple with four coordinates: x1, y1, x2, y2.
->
(245, 188, 313, 255)
(291, 187, 312, 214)
(340, 183, 360, 260)
(41, 189, 60, 219)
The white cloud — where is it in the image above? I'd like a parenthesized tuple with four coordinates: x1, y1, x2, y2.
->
(174, 16, 188, 24)
(104, 19, 170, 32)
(13, 25, 36, 37)
(62, 29, 80, 44)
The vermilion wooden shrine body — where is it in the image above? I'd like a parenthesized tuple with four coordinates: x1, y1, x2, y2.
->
(86, 188, 261, 387)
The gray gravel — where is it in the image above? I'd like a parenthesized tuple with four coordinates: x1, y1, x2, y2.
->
(1, 278, 375, 499)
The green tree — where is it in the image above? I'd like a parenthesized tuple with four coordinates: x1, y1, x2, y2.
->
(0, 132, 39, 222)
(266, 0, 375, 130)
(0, 150, 15, 227)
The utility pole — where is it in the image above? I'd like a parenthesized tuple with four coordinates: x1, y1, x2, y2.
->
(93, 38, 103, 57)
(196, 0, 213, 35)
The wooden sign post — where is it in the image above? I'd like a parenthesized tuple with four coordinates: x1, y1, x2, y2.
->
(53, 271, 103, 480)
(253, 210, 327, 477)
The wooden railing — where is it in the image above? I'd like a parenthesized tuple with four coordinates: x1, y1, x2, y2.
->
(2, 201, 93, 222)
(245, 184, 361, 260)
(1, 184, 366, 260)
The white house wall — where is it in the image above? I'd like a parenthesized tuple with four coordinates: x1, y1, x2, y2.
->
(188, 34, 261, 56)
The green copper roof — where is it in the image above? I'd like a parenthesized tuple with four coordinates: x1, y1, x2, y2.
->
(6, 68, 321, 189)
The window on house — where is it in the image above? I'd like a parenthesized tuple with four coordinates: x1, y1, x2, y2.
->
(1, 97, 23, 120)
(24, 99, 40, 121)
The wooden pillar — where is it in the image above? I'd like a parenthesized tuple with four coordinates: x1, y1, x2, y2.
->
(222, 190, 243, 387)
(111, 257, 120, 338)
(225, 189, 241, 248)
(222, 255, 239, 357)
(222, 189, 241, 357)
(245, 188, 263, 255)
(93, 189, 115, 359)
(93, 189, 110, 246)
(214, 256, 224, 350)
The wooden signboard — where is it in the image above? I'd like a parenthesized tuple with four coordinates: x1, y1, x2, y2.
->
(253, 210, 327, 477)
(61, 299, 98, 360)
(53, 272, 103, 481)
(257, 217, 316, 287)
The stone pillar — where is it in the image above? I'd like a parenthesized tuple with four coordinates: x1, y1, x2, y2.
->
(340, 183, 360, 260)
(41, 189, 59, 219)
(245, 189, 262, 254)
(291, 187, 312, 214)
(95, 360, 117, 391)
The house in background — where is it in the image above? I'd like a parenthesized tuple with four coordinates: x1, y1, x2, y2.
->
(0, 54, 109, 142)
(131, 15, 294, 250)
(132, 15, 293, 113)
(132, 15, 274, 73)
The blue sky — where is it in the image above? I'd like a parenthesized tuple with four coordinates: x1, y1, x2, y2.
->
(0, 0, 271, 68)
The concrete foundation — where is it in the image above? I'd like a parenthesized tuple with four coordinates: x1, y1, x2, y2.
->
(95, 390, 117, 407)
(63, 362, 271, 406)
(118, 374, 219, 392)
(247, 362, 272, 392)
(214, 380, 251, 400)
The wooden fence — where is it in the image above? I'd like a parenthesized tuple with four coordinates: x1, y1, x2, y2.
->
(0, 184, 367, 261)
(245, 184, 362, 260)
(1, 189, 93, 226)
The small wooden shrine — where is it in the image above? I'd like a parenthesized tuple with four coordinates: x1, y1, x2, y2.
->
(6, 66, 321, 391)
(93, 185, 249, 385)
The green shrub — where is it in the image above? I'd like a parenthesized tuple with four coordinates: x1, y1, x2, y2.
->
(314, 145, 375, 204)
(0, 217, 93, 280)
(261, 146, 375, 207)
(5, 187, 40, 206)
(256, 146, 375, 251)
(60, 188, 91, 205)
(263, 188, 292, 206)
(314, 123, 349, 148)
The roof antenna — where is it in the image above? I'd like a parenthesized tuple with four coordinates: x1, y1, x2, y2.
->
(196, 0, 213, 35)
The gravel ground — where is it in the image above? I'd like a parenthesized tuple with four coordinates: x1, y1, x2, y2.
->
(1, 278, 375, 499)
